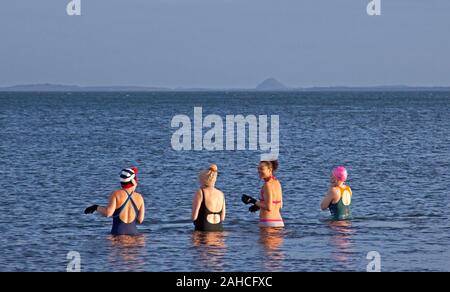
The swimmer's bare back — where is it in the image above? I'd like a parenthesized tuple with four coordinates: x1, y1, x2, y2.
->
(258, 178, 283, 221)
(98, 188, 145, 224)
(192, 187, 226, 224)
(114, 189, 145, 224)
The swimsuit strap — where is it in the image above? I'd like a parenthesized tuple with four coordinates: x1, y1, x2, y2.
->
(113, 190, 139, 218)
(201, 189, 222, 215)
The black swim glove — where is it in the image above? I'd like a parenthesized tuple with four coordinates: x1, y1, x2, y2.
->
(242, 194, 257, 205)
(249, 204, 260, 213)
(84, 205, 98, 214)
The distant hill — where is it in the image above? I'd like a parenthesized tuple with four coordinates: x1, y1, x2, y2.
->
(256, 78, 290, 91)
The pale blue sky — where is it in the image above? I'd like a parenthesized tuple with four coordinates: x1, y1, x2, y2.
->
(0, 0, 449, 88)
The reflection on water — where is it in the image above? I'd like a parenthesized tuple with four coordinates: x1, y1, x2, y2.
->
(258, 228, 285, 270)
(106, 234, 146, 271)
(326, 220, 354, 265)
(191, 231, 227, 271)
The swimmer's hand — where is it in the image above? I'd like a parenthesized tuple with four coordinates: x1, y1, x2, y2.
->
(249, 204, 260, 213)
(242, 194, 257, 205)
(84, 205, 99, 214)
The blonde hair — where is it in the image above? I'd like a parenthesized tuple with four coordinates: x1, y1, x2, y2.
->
(199, 164, 218, 187)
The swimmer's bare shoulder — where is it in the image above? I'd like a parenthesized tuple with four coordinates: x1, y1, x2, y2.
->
(111, 189, 144, 206)
(321, 187, 341, 210)
(133, 191, 144, 207)
(329, 186, 341, 203)
(267, 179, 281, 194)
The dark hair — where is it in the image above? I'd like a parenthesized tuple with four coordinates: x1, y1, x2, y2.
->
(261, 160, 279, 172)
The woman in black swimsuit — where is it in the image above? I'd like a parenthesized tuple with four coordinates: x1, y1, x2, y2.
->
(192, 164, 226, 232)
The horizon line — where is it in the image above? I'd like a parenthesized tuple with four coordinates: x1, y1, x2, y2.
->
(2, 82, 450, 91)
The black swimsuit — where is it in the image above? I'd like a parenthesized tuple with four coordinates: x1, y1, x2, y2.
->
(194, 189, 224, 232)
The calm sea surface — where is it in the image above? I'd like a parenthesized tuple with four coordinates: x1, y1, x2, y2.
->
(0, 91, 449, 271)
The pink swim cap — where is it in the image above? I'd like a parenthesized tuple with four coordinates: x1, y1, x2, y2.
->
(332, 166, 348, 182)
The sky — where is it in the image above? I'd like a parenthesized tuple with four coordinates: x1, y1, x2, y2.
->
(0, 0, 449, 88)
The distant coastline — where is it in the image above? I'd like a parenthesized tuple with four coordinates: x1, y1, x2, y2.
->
(1, 81, 450, 92)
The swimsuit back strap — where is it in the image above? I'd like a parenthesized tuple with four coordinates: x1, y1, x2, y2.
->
(113, 190, 138, 218)
(201, 188, 222, 215)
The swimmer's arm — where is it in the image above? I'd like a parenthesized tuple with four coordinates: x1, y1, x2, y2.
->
(320, 188, 340, 210)
(97, 193, 116, 217)
(256, 184, 273, 211)
(192, 190, 202, 221)
(137, 199, 145, 224)
(221, 198, 226, 222)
